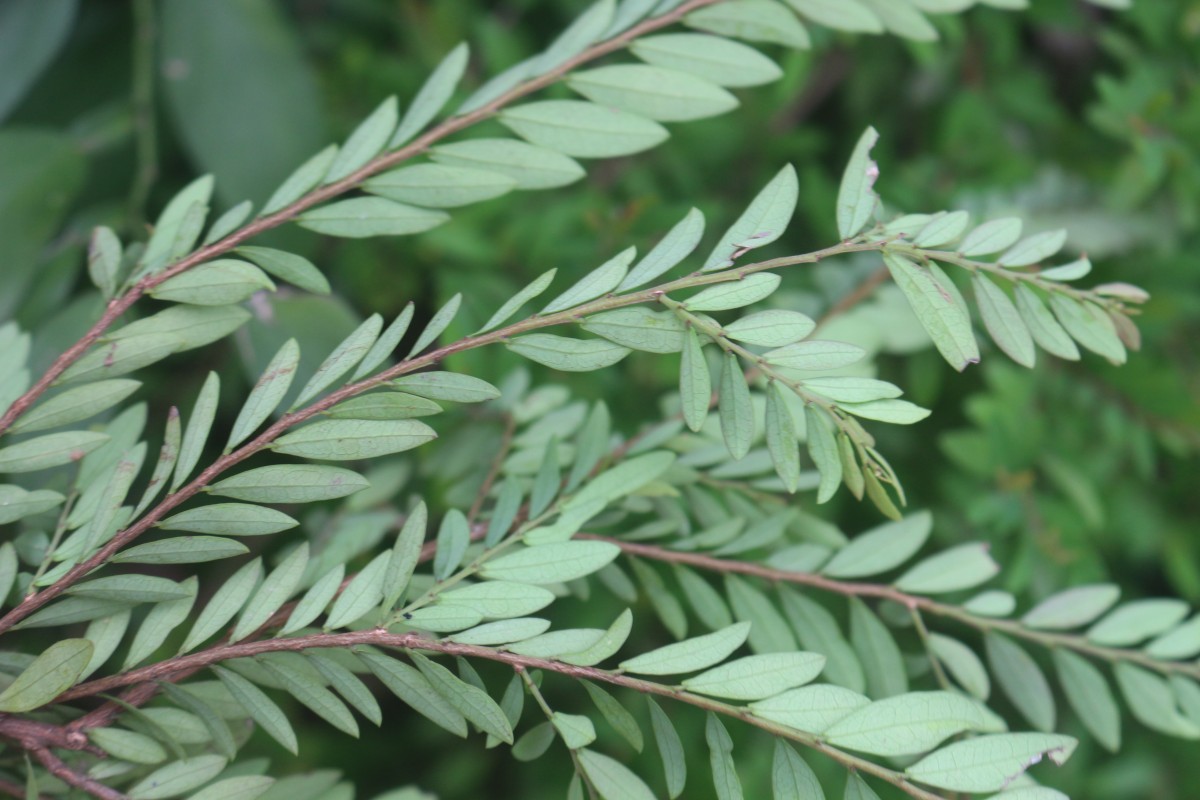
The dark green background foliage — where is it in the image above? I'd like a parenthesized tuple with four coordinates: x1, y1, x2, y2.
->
(1, 1, 1198, 798)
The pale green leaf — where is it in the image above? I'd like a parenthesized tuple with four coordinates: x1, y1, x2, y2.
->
(325, 96, 398, 183)
(765, 382, 800, 493)
(228, 339, 300, 450)
(480, 540, 620, 584)
(203, 200, 253, 246)
(150, 259, 274, 306)
(408, 293, 462, 357)
(905, 734, 1077, 793)
(367, 163, 514, 210)
(843, 773, 881, 800)
(438, 581, 555, 620)
(999, 230, 1067, 267)
(158, 503, 298, 536)
(1015, 285, 1079, 360)
(725, 310, 815, 347)
(0, 430, 109, 473)
(778, 589, 865, 692)
(685, 1, 811, 48)
(718, 353, 754, 460)
(391, 43, 470, 146)
(208, 465, 368, 503)
(292, 314, 383, 408)
(477, 269, 556, 333)
(180, 558, 261, 652)
(257, 653, 358, 737)
(0, 486, 65, 525)
(412, 652, 514, 743)
(129, 755, 228, 800)
(0, 639, 93, 712)
(787, 0, 883, 32)
(894, 543, 999, 594)
(324, 550, 389, 629)
(404, 605, 483, 633)
(1022, 584, 1120, 631)
(964, 590, 1016, 617)
(763, 339, 865, 370)
(726, 574, 797, 653)
(532, 0, 614, 74)
(431, 138, 584, 190)
(913, 211, 969, 248)
(565, 450, 675, 510)
(1147, 616, 1200, 660)
(559, 608, 633, 667)
(583, 307, 684, 354)
(705, 713, 743, 800)
(111, 536, 248, 565)
(929, 634, 990, 700)
(542, 247, 636, 314)
(359, 652, 467, 737)
(620, 621, 750, 675)
(569, 65, 737, 122)
(11, 379, 140, 434)
(986, 632, 1055, 731)
(1052, 649, 1120, 752)
(618, 207, 705, 291)
(552, 712, 596, 750)
(749, 684, 870, 733)
(433, 508, 470, 581)
(688, 275, 784, 311)
(974, 275, 1036, 368)
(306, 651, 382, 726)
(849, 598, 907, 698)
(501, 99, 668, 157)
(352, 304, 415, 380)
(1040, 255, 1092, 281)
(159, 683, 236, 758)
(391, 371, 500, 403)
(960, 217, 1022, 256)
(835, 126, 880, 240)
(579, 749, 656, 800)
(683, 652, 825, 700)
(704, 166, 798, 270)
(325, 392, 442, 421)
(173, 372, 220, 491)
(673, 565, 732, 631)
(884, 250, 979, 371)
(262, 144, 338, 215)
(141, 175, 213, 272)
(840, 399, 931, 425)
(232, 544, 308, 642)
(824, 690, 991, 756)
(187, 776, 274, 800)
(234, 246, 330, 294)
(772, 740, 824, 800)
(281, 564, 344, 635)
(383, 501, 427, 610)
(1087, 599, 1189, 646)
(297, 198, 448, 238)
(1049, 295, 1126, 365)
(90, 727, 167, 765)
(507, 334, 630, 372)
(88, 226, 123, 298)
(272, 418, 437, 461)
(447, 617, 551, 646)
(648, 698, 687, 798)
(123, 578, 198, 668)
(680, 328, 711, 432)
(631, 33, 782, 87)
(506, 628, 605, 658)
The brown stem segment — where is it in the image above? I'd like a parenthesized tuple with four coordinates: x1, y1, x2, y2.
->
(30, 747, 126, 800)
(0, 0, 722, 440)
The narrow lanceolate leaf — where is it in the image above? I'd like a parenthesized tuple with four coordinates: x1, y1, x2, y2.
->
(1053, 649, 1121, 752)
(90, 727, 166, 765)
(0, 639, 93, 712)
(929, 634, 990, 700)
(749, 684, 870, 733)
(884, 250, 979, 371)
(1049, 295, 1126, 365)
(306, 652, 382, 726)
(110, 536, 248, 565)
(324, 550, 390, 628)
(565, 450, 675, 510)
(839, 399, 930, 425)
(772, 741, 824, 800)
(477, 269, 557, 333)
(619, 208, 705, 291)
(960, 217, 1022, 256)
(11, 380, 141, 434)
(725, 310, 815, 347)
(353, 303, 415, 379)
(0, 486, 64, 525)
(159, 683, 236, 758)
(181, 558, 263, 652)
(293, 314, 383, 408)
(705, 713, 743, 800)
(297, 198, 449, 238)
(141, 175, 213, 271)
(150, 260, 274, 305)
(431, 138, 585, 190)
(448, 617, 550, 646)
(408, 294, 462, 357)
(849, 598, 907, 698)
(262, 144, 338, 215)
(501, 100, 668, 158)
(568, 65, 738, 122)
(411, 653, 514, 743)
(579, 749, 657, 800)
(507, 335, 630, 372)
(680, 328, 711, 432)
(187, 777, 274, 800)
(88, 226, 122, 298)
(631, 33, 782, 88)
(391, 42, 469, 146)
(683, 652, 825, 700)
(235, 246, 330, 294)
(257, 654, 358, 737)
(208, 465, 368, 503)
(823, 691, 990, 756)
(383, 501, 427, 610)
(619, 621, 751, 676)
(359, 652, 467, 737)
(1022, 584, 1120, 630)
(325, 96, 399, 183)
(689, 274, 784, 313)
(0, 542, 17, 601)
(532, 0, 615, 74)
(0, 431, 109, 473)
(128, 755, 228, 800)
(704, 165, 798, 270)
(765, 382, 800, 493)
(391, 371, 501, 403)
(1015, 284, 1079, 360)
(433, 509, 470, 582)
(974, 274, 1036, 367)
(999, 229, 1068, 267)
(584, 308, 685, 353)
(685, 1, 812, 49)
(173, 372, 219, 491)
(1087, 599, 1189, 646)
(542, 247, 636, 314)
(719, 353, 754, 460)
(648, 698, 687, 799)
(905, 734, 1077, 793)
(232, 544, 309, 641)
(367, 164, 514, 209)
(805, 406, 842, 504)
(326, 393, 442, 421)
(986, 632, 1055, 731)
(480, 541, 620, 584)
(158, 503, 298, 536)
(228, 339, 300, 450)
(282, 565, 343, 635)
(763, 340, 865, 370)
(894, 543, 999, 594)
(203, 200, 253, 245)
(835, 126, 880, 240)
(133, 407, 181, 517)
(272, 419, 437, 460)
(123, 579, 197, 668)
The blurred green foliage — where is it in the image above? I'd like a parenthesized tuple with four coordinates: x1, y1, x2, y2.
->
(1, 1, 1198, 797)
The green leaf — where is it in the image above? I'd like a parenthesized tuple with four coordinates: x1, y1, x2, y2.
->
(569, 65, 737, 122)
(173, 372, 220, 491)
(0, 430, 109, 473)
(326, 392, 442, 421)
(159, 683, 236, 759)
(431, 138, 584, 190)
(133, 407, 183, 517)
(680, 328, 712, 432)
(839, 398, 931, 425)
(788, 0, 883, 32)
(187, 777, 274, 800)
(762, 339, 865, 370)
(960, 217, 1022, 256)
(1053, 649, 1120, 752)
(501, 99, 669, 157)
(90, 727, 167, 765)
(181, 558, 262, 652)
(0, 639, 92, 712)
(235, 246, 330, 294)
(619, 207, 705, 291)
(158, 503, 298, 536)
(928, 634, 990, 700)
(448, 617, 550, 646)
(718, 353, 754, 460)
(228, 339, 300, 449)
(1040, 255, 1092, 281)
(619, 621, 750, 676)
(1049, 295, 1126, 365)
(383, 501, 427, 610)
(913, 212, 970, 249)
(351, 304, 415, 380)
(529, 438, 561, 517)
(726, 574, 797, 653)
(271, 419, 436, 460)
(894, 543, 999, 593)
(262, 145, 338, 215)
(391, 371, 500, 403)
(765, 382, 800, 493)
(433, 508, 470, 582)
(631, 33, 782, 87)
(1115, 663, 1200, 738)
(281, 564, 343, 635)
(11, 379, 140, 434)
(438, 581, 554, 620)
(1147, 616, 1200, 660)
(824, 690, 991, 756)
(88, 225, 123, 300)
(749, 684, 870, 733)
(834, 126, 881, 240)
(325, 96, 398, 183)
(511, 720, 555, 762)
(208, 465, 369, 503)
(112, 537, 248, 565)
(0, 541, 16, 602)
(391, 43, 470, 146)
(404, 605, 483, 633)
(999, 229, 1067, 267)
(324, 550, 390, 629)
(986, 632, 1055, 731)
(1022, 584, 1120, 630)
(480, 541, 620, 584)
(673, 565, 732, 631)
(883, 250, 979, 371)
(905, 734, 1077, 793)
(257, 653, 358, 737)
(411, 653, 514, 743)
(150, 259, 274, 305)
(705, 713, 743, 800)
(560, 608, 633, 667)
(408, 293, 462, 357)
(306, 651, 382, 726)
(532, 0, 614, 74)
(1014, 285, 1079, 360)
(123, 578, 198, 667)
(203, 199, 253, 245)
(647, 698, 687, 798)
(685, 1, 811, 49)
(683, 652, 824, 700)
(778, 589, 865, 692)
(704, 165, 798, 270)
(0, 485, 64, 525)
(232, 543, 308, 641)
(579, 749, 656, 800)
(963, 590, 1016, 617)
(551, 711, 596, 750)
(566, 450, 675, 510)
(476, 269, 557, 333)
(507, 334, 631, 372)
(582, 681, 644, 750)
(141, 175, 213, 271)
(297, 197, 448, 238)
(849, 598, 907, 698)
(772, 740, 824, 800)
(843, 773, 881, 800)
(129, 755, 228, 800)
(543, 247, 637, 313)
(725, 310, 815, 347)
(358, 652, 467, 737)
(1087, 599, 1189, 646)
(583, 307, 685, 354)
(292, 314, 382, 407)
(367, 163, 514, 211)
(973, 274, 1036, 368)
(506, 628, 604, 658)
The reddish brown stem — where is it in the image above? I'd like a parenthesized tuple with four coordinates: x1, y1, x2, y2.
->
(30, 747, 126, 800)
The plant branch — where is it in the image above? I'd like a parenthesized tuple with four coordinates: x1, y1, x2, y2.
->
(0, 0, 724, 439)
(29, 747, 125, 800)
(578, 535, 1200, 681)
